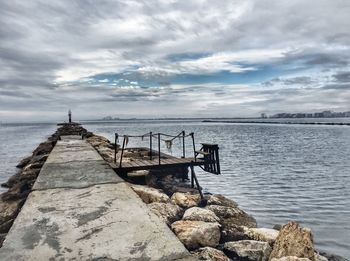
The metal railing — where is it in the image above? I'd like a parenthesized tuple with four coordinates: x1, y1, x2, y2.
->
(114, 131, 196, 168)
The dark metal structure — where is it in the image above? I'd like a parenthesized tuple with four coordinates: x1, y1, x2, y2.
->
(68, 109, 72, 123)
(111, 131, 220, 199)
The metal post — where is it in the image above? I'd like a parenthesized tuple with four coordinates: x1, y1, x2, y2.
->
(158, 133, 161, 165)
(182, 130, 185, 158)
(114, 133, 118, 163)
(191, 132, 196, 161)
(150, 132, 153, 160)
(119, 137, 126, 168)
(190, 164, 204, 200)
(215, 146, 220, 174)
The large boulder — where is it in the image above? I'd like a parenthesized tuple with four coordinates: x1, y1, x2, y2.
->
(16, 156, 32, 168)
(32, 141, 54, 156)
(206, 205, 257, 228)
(29, 154, 48, 165)
(271, 257, 312, 261)
(206, 194, 238, 208)
(87, 135, 110, 147)
(183, 207, 220, 223)
(220, 222, 249, 243)
(0, 233, 6, 247)
(314, 253, 328, 261)
(318, 251, 347, 261)
(171, 192, 201, 208)
(269, 222, 315, 261)
(192, 247, 230, 261)
(148, 202, 184, 225)
(171, 220, 221, 250)
(245, 227, 279, 245)
(271, 256, 311, 261)
(0, 199, 22, 233)
(224, 240, 272, 261)
(130, 184, 170, 204)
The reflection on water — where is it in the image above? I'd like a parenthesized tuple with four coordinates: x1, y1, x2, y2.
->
(0, 120, 349, 257)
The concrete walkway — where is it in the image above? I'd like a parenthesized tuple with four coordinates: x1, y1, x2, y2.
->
(0, 136, 191, 260)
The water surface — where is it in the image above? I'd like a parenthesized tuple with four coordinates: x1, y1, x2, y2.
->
(0, 120, 349, 257)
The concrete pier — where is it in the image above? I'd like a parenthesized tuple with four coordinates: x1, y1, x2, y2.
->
(0, 136, 191, 260)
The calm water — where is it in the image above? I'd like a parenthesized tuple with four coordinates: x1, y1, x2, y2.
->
(0, 120, 349, 257)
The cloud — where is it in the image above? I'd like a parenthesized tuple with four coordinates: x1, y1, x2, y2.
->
(333, 71, 350, 83)
(0, 0, 350, 121)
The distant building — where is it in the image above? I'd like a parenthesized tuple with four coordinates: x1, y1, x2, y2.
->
(271, 110, 350, 118)
(261, 113, 267, 118)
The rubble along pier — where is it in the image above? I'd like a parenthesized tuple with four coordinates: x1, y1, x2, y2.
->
(0, 135, 191, 260)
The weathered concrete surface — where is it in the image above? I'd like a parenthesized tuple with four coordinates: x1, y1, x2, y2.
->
(0, 183, 189, 260)
(33, 160, 122, 190)
(33, 137, 123, 190)
(0, 136, 191, 260)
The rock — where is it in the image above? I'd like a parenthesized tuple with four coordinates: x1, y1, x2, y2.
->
(130, 184, 170, 204)
(271, 257, 312, 261)
(183, 207, 220, 223)
(2, 164, 40, 189)
(206, 194, 238, 208)
(97, 148, 115, 163)
(269, 221, 315, 261)
(16, 156, 32, 168)
(220, 222, 249, 243)
(314, 253, 328, 261)
(0, 199, 22, 231)
(224, 240, 272, 261)
(318, 251, 347, 261)
(32, 141, 54, 156)
(148, 202, 184, 225)
(245, 227, 279, 245)
(206, 205, 257, 228)
(192, 247, 230, 261)
(87, 135, 110, 147)
(171, 220, 221, 250)
(0, 233, 6, 247)
(29, 154, 48, 165)
(1, 173, 21, 188)
(0, 219, 14, 234)
(171, 192, 201, 208)
(23, 162, 43, 172)
(273, 224, 283, 231)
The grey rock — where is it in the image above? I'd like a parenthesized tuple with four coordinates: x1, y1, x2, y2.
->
(206, 194, 238, 208)
(206, 205, 257, 228)
(148, 202, 184, 225)
(192, 247, 230, 261)
(183, 207, 220, 223)
(224, 240, 272, 261)
(171, 220, 221, 250)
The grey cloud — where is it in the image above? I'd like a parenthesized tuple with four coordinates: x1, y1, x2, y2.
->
(1, 0, 350, 121)
(262, 76, 314, 87)
(332, 71, 350, 83)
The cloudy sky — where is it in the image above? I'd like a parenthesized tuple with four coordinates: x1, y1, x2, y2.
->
(1, 0, 350, 122)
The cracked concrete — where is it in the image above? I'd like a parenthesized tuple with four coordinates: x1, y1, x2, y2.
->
(0, 135, 191, 260)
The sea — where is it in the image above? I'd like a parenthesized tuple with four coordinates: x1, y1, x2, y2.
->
(0, 119, 349, 257)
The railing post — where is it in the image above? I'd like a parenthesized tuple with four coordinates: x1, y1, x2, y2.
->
(150, 132, 153, 160)
(191, 164, 204, 200)
(191, 132, 196, 161)
(114, 133, 118, 163)
(119, 137, 126, 168)
(182, 130, 186, 158)
(158, 133, 161, 165)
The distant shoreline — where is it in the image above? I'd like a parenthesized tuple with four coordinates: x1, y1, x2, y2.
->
(202, 120, 350, 126)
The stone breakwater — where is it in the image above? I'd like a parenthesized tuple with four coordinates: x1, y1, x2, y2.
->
(0, 124, 347, 261)
(0, 123, 91, 246)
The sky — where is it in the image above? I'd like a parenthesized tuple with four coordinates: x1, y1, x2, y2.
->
(0, 0, 350, 122)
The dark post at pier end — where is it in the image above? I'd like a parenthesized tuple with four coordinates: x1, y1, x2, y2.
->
(68, 109, 72, 123)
